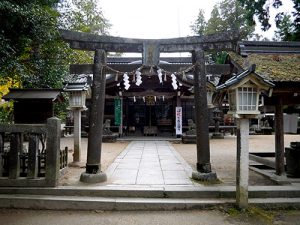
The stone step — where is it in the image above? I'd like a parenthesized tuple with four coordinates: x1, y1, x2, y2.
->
(0, 186, 299, 199)
(0, 194, 299, 211)
(0, 194, 234, 210)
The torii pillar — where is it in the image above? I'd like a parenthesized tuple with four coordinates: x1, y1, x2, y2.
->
(191, 50, 217, 181)
(80, 49, 107, 183)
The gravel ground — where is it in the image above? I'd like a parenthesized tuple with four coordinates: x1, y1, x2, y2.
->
(1, 208, 300, 225)
(59, 137, 129, 186)
(59, 134, 300, 186)
(172, 134, 300, 185)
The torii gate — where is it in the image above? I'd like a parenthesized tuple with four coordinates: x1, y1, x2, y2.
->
(60, 30, 239, 183)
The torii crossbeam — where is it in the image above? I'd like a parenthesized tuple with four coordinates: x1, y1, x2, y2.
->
(60, 29, 239, 183)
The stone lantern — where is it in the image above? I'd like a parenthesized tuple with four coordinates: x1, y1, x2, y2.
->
(217, 65, 274, 118)
(206, 80, 215, 109)
(63, 82, 90, 166)
(217, 64, 274, 209)
(68, 90, 87, 109)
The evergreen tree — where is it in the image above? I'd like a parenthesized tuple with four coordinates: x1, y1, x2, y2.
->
(191, 0, 255, 40)
(190, 9, 207, 36)
(238, 0, 300, 41)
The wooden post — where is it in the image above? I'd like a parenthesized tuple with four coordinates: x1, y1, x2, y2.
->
(236, 118, 249, 209)
(275, 97, 285, 175)
(119, 97, 123, 136)
(80, 49, 107, 183)
(191, 50, 217, 181)
(27, 134, 39, 178)
(9, 133, 22, 179)
(45, 117, 61, 187)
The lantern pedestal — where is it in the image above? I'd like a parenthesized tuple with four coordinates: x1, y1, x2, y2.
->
(236, 118, 249, 209)
(68, 108, 83, 167)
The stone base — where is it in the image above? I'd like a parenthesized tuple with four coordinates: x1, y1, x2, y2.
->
(192, 171, 217, 181)
(68, 161, 84, 168)
(182, 135, 196, 144)
(102, 134, 118, 143)
(80, 172, 107, 183)
(211, 132, 224, 139)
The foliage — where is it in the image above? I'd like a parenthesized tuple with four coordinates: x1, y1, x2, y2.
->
(205, 5, 224, 35)
(0, 78, 18, 123)
(213, 52, 229, 64)
(0, 101, 13, 124)
(274, 14, 295, 41)
(191, 0, 255, 40)
(54, 95, 69, 122)
(190, 9, 207, 36)
(0, 0, 69, 88)
(238, 0, 300, 41)
(57, 0, 112, 66)
(58, 0, 111, 35)
(0, 0, 111, 89)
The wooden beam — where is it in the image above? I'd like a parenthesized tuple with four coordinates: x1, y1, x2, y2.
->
(60, 29, 238, 52)
(70, 64, 231, 75)
(238, 41, 300, 56)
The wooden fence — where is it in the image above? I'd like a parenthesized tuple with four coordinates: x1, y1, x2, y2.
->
(0, 117, 67, 187)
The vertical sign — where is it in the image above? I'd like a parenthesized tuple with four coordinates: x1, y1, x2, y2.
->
(114, 98, 121, 126)
(175, 107, 182, 135)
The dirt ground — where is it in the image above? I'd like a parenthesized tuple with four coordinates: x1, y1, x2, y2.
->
(2, 208, 300, 225)
(59, 134, 300, 186)
(172, 134, 300, 185)
(59, 137, 129, 186)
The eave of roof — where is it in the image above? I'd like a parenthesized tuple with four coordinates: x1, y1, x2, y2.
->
(2, 88, 62, 100)
(216, 65, 274, 90)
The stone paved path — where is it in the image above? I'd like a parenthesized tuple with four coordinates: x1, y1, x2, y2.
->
(106, 141, 196, 186)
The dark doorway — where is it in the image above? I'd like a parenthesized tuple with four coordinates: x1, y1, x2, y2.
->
(125, 97, 174, 136)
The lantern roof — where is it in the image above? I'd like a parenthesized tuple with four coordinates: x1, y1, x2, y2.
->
(63, 82, 90, 92)
(216, 64, 274, 91)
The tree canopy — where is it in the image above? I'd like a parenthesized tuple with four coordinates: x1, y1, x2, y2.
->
(191, 0, 255, 40)
(238, 0, 300, 41)
(0, 0, 111, 89)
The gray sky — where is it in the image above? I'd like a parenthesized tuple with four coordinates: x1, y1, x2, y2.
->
(100, 0, 295, 40)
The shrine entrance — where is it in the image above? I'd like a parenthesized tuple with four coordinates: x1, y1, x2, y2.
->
(61, 29, 239, 183)
(125, 96, 175, 136)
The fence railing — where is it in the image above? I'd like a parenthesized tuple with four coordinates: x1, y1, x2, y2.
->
(0, 117, 67, 187)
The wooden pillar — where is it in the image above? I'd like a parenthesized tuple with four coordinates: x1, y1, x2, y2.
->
(27, 134, 39, 179)
(192, 50, 211, 172)
(80, 49, 107, 183)
(275, 97, 285, 175)
(119, 97, 123, 136)
(45, 117, 61, 187)
(176, 96, 181, 107)
(191, 50, 217, 181)
(236, 118, 249, 209)
(9, 133, 22, 179)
